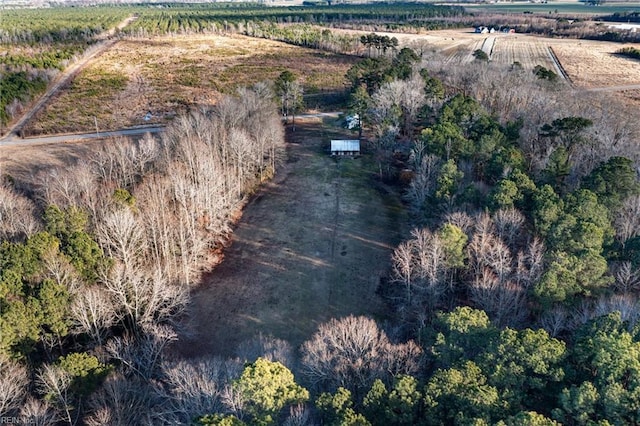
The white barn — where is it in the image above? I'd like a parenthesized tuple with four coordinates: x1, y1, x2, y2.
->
(331, 139, 360, 156)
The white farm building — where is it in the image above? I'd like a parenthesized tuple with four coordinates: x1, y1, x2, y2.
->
(331, 140, 360, 156)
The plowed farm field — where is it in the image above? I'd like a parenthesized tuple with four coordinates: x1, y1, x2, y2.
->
(336, 27, 640, 93)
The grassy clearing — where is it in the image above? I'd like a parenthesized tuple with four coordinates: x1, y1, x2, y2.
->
(24, 34, 357, 135)
(179, 118, 408, 356)
(28, 67, 129, 135)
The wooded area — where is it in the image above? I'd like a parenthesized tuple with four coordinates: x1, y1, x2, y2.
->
(2, 2, 640, 424)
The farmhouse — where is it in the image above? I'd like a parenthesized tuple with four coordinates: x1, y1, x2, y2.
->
(331, 139, 360, 156)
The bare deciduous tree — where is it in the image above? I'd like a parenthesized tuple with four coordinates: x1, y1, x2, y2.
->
(70, 285, 115, 346)
(0, 184, 39, 241)
(614, 194, 640, 246)
(493, 208, 526, 250)
(106, 324, 177, 382)
(371, 77, 425, 137)
(154, 357, 229, 424)
(41, 248, 83, 293)
(467, 214, 543, 327)
(96, 208, 147, 272)
(101, 264, 187, 333)
(0, 355, 29, 416)
(34, 162, 111, 218)
(91, 137, 141, 189)
(411, 228, 448, 309)
(86, 374, 155, 426)
(404, 154, 440, 215)
(538, 305, 570, 337)
(300, 315, 421, 394)
(220, 383, 246, 420)
(593, 293, 640, 330)
(613, 261, 640, 293)
(37, 363, 74, 425)
(391, 240, 417, 304)
(236, 334, 293, 367)
(20, 397, 57, 426)
(444, 211, 475, 235)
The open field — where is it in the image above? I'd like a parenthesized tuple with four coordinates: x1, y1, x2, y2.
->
(22, 34, 357, 136)
(177, 118, 408, 357)
(17, 25, 640, 136)
(332, 27, 640, 94)
(464, 1, 640, 15)
(550, 39, 640, 86)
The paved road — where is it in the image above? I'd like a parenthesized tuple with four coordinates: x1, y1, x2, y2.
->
(0, 126, 164, 147)
(0, 112, 343, 147)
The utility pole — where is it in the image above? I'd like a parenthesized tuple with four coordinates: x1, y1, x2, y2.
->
(94, 116, 99, 137)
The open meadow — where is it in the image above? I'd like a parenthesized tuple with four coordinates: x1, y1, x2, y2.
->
(179, 118, 408, 357)
(22, 34, 358, 136)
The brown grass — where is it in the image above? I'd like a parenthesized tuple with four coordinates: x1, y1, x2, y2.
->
(24, 34, 358, 135)
(549, 39, 640, 88)
(177, 118, 408, 357)
(334, 27, 640, 91)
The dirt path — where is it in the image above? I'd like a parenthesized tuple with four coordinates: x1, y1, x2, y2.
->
(1, 15, 137, 139)
(176, 119, 408, 357)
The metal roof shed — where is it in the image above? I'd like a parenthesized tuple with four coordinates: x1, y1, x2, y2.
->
(331, 140, 360, 156)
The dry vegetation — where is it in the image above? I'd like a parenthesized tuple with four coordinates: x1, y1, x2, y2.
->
(18, 28, 640, 137)
(24, 34, 358, 136)
(550, 38, 640, 86)
(5, 15, 640, 422)
(179, 118, 408, 357)
(336, 27, 640, 97)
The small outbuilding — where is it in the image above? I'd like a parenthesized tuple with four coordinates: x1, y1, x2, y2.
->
(331, 140, 360, 156)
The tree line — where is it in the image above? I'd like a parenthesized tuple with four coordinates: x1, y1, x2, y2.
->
(3, 8, 640, 424)
(0, 84, 285, 423)
(120, 3, 465, 37)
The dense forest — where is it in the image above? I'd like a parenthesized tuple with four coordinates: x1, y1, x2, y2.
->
(3, 3, 640, 425)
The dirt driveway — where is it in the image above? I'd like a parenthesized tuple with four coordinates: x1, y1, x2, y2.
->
(177, 118, 408, 357)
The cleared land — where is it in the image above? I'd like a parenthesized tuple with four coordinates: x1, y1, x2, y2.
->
(464, 1, 640, 15)
(335, 27, 640, 102)
(550, 39, 640, 88)
(16, 28, 640, 136)
(177, 118, 408, 357)
(0, 115, 408, 358)
(23, 34, 357, 136)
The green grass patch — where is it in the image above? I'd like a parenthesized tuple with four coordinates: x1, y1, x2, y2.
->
(176, 65, 203, 87)
(70, 69, 128, 98)
(616, 46, 640, 59)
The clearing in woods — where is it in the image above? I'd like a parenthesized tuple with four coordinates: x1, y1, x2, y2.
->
(177, 118, 408, 357)
(23, 34, 357, 136)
